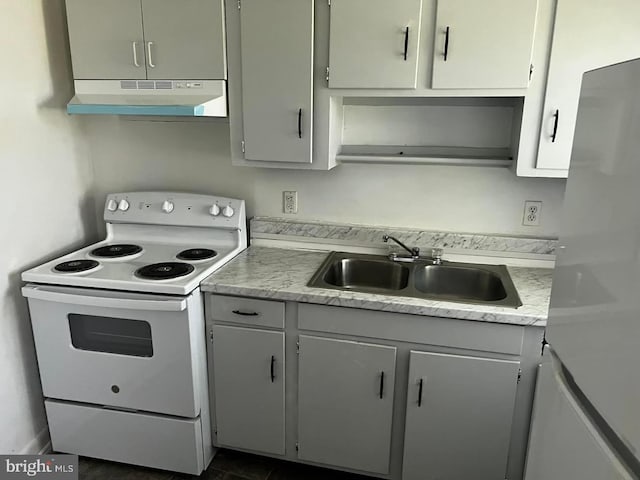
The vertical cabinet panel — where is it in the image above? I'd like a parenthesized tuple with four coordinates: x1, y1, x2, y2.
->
(141, 0, 226, 80)
(66, 0, 146, 80)
(431, 0, 538, 89)
(535, 0, 640, 170)
(297, 335, 396, 475)
(402, 351, 520, 480)
(328, 0, 422, 89)
(239, 0, 314, 163)
(212, 325, 285, 455)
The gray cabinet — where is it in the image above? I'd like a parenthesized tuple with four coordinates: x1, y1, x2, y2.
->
(239, 0, 314, 163)
(328, 0, 423, 89)
(65, 0, 226, 80)
(66, 0, 145, 80)
(211, 325, 285, 455)
(297, 335, 396, 474)
(431, 0, 538, 89)
(141, 0, 226, 80)
(402, 351, 520, 480)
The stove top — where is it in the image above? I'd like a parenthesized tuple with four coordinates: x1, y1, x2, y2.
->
(22, 192, 247, 295)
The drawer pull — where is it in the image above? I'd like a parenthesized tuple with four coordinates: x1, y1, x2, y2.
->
(232, 309, 259, 316)
(418, 378, 424, 407)
(379, 371, 385, 399)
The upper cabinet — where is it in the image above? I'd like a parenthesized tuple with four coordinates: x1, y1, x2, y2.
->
(238, 0, 314, 164)
(65, 0, 226, 80)
(533, 0, 640, 172)
(431, 0, 538, 89)
(328, 0, 423, 89)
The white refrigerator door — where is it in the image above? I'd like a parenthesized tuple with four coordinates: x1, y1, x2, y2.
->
(546, 58, 640, 458)
(525, 361, 633, 480)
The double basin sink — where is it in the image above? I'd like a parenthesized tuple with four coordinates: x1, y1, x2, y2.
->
(308, 251, 522, 308)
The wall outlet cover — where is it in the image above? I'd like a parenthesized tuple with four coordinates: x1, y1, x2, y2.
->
(283, 191, 298, 214)
(523, 200, 542, 226)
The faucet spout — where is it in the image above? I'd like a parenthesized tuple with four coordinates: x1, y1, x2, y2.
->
(382, 235, 420, 258)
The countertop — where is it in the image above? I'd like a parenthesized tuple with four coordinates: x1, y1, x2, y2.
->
(201, 246, 552, 327)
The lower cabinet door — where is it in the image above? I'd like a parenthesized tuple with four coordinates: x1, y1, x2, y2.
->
(402, 351, 520, 480)
(297, 335, 396, 474)
(212, 325, 285, 455)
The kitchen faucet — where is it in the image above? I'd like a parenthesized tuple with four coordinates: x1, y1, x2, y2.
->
(382, 235, 420, 260)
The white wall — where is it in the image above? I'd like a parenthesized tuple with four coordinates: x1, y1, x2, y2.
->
(87, 117, 565, 238)
(0, 1, 97, 453)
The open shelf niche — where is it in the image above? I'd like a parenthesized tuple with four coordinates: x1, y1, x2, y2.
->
(330, 96, 525, 167)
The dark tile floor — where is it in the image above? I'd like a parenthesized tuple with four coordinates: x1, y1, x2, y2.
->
(79, 449, 371, 480)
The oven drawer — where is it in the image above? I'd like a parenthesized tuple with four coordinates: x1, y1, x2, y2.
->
(23, 285, 205, 418)
(45, 400, 205, 475)
(209, 294, 285, 329)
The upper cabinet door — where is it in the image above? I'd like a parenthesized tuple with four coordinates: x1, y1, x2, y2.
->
(66, 0, 146, 80)
(535, 0, 640, 170)
(141, 0, 226, 80)
(239, 0, 314, 163)
(328, 0, 423, 89)
(431, 0, 538, 89)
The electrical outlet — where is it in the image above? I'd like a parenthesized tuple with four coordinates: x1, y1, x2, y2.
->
(283, 191, 298, 214)
(523, 201, 542, 226)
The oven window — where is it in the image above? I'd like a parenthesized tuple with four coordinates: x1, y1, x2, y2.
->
(68, 314, 153, 357)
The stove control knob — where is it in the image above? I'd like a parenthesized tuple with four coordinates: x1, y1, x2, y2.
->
(222, 205, 234, 218)
(107, 199, 118, 212)
(209, 204, 221, 216)
(161, 200, 175, 214)
(118, 199, 130, 211)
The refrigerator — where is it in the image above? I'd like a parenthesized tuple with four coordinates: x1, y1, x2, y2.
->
(524, 58, 640, 479)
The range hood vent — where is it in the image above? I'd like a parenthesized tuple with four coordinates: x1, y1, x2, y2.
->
(67, 80, 227, 117)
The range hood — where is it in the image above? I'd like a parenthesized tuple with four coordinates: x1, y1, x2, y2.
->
(67, 80, 227, 117)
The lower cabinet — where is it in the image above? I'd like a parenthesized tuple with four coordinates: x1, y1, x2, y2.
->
(402, 351, 521, 480)
(211, 325, 285, 455)
(297, 335, 397, 474)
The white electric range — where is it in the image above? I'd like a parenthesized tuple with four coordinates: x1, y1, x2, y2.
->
(21, 191, 247, 475)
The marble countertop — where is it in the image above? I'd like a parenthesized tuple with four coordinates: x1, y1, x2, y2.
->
(201, 247, 552, 327)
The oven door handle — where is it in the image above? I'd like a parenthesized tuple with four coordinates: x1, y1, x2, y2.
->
(22, 286, 187, 312)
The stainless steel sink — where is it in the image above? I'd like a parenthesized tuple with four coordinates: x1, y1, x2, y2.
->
(308, 252, 522, 308)
(414, 265, 507, 301)
(322, 258, 410, 291)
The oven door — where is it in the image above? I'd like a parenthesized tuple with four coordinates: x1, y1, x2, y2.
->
(22, 284, 204, 418)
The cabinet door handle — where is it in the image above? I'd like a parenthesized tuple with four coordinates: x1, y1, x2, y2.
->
(443, 26, 450, 61)
(551, 109, 560, 143)
(270, 355, 276, 382)
(403, 26, 410, 61)
(231, 309, 259, 316)
(147, 41, 156, 68)
(379, 371, 385, 399)
(132, 41, 141, 67)
(297, 108, 303, 139)
(418, 378, 424, 407)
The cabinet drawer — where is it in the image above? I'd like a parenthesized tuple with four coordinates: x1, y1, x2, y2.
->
(208, 295, 285, 329)
(45, 399, 205, 475)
